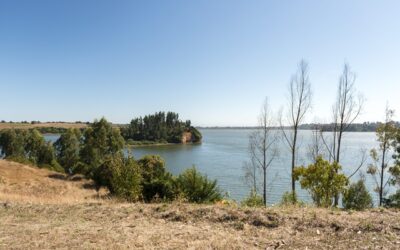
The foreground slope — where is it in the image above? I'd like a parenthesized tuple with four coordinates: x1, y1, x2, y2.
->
(0, 160, 400, 249)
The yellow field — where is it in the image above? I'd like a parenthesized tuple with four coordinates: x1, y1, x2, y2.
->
(0, 122, 87, 130)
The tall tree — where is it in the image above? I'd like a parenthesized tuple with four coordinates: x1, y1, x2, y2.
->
(80, 118, 125, 178)
(331, 64, 364, 164)
(280, 60, 312, 201)
(54, 128, 82, 174)
(244, 98, 278, 205)
(367, 105, 397, 206)
(327, 63, 364, 205)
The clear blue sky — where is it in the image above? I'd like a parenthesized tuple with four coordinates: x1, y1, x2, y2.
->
(1, 0, 399, 126)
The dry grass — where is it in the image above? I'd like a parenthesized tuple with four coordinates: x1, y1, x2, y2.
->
(0, 160, 400, 249)
(0, 160, 104, 204)
(0, 122, 87, 130)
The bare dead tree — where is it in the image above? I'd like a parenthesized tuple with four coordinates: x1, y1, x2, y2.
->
(280, 60, 312, 201)
(243, 137, 260, 194)
(307, 123, 326, 162)
(244, 98, 278, 205)
(332, 63, 364, 164)
(348, 148, 368, 179)
(320, 63, 364, 205)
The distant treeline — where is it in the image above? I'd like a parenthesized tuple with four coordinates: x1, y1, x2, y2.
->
(121, 112, 202, 144)
(299, 122, 400, 132)
(199, 122, 400, 132)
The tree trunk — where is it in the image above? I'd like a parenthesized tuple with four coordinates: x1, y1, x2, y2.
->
(334, 129, 343, 206)
(291, 126, 298, 202)
(263, 129, 267, 206)
(380, 145, 386, 206)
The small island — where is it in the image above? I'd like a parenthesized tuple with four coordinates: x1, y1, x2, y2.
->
(120, 111, 202, 146)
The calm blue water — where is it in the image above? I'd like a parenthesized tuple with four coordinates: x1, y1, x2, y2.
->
(45, 129, 389, 205)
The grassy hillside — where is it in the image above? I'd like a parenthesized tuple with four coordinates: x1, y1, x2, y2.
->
(0, 160, 399, 249)
(0, 122, 87, 131)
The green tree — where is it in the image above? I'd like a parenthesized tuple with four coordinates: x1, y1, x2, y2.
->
(367, 106, 397, 206)
(0, 129, 26, 158)
(54, 128, 81, 173)
(80, 118, 125, 177)
(342, 179, 373, 210)
(175, 166, 222, 203)
(121, 111, 201, 144)
(37, 141, 62, 171)
(388, 129, 400, 206)
(25, 129, 46, 164)
(294, 157, 348, 207)
(137, 155, 175, 201)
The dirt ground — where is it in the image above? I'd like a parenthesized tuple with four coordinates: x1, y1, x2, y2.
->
(0, 160, 400, 249)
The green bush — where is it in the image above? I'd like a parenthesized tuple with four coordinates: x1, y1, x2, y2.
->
(294, 157, 348, 207)
(342, 179, 373, 210)
(384, 190, 400, 208)
(137, 155, 176, 202)
(280, 191, 302, 205)
(175, 166, 222, 203)
(241, 190, 264, 207)
(109, 156, 142, 202)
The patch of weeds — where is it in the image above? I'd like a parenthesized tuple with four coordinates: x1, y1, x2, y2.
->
(232, 221, 245, 230)
(161, 211, 187, 222)
(190, 208, 211, 219)
(251, 216, 279, 228)
(311, 211, 317, 220)
(153, 204, 168, 213)
(359, 221, 381, 232)
(218, 213, 239, 222)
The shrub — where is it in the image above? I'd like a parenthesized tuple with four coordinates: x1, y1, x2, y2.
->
(383, 190, 400, 208)
(137, 155, 176, 202)
(280, 191, 301, 206)
(109, 156, 142, 202)
(294, 157, 348, 207)
(175, 166, 222, 203)
(241, 189, 264, 207)
(342, 179, 373, 210)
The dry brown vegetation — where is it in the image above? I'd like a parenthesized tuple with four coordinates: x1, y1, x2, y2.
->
(0, 160, 400, 249)
(0, 122, 87, 130)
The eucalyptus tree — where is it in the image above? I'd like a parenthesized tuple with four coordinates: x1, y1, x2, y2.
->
(54, 128, 82, 174)
(367, 105, 397, 206)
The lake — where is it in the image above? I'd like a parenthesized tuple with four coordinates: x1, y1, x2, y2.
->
(45, 129, 390, 205)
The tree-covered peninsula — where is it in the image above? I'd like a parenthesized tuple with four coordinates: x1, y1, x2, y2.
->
(120, 112, 202, 145)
